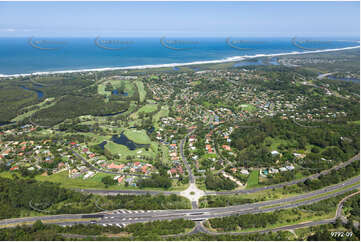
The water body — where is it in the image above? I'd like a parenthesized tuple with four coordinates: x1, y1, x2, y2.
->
(0, 37, 358, 75)
(327, 76, 360, 83)
(110, 132, 149, 150)
(112, 89, 129, 96)
(20, 85, 44, 99)
(95, 109, 127, 117)
(233, 57, 280, 67)
(0, 121, 15, 127)
(98, 141, 107, 150)
(147, 126, 155, 134)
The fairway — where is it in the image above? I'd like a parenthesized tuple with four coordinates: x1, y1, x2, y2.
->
(152, 105, 169, 128)
(135, 81, 146, 103)
(124, 129, 151, 144)
(246, 170, 259, 189)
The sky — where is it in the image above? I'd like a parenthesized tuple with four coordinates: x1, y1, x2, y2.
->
(0, 1, 359, 38)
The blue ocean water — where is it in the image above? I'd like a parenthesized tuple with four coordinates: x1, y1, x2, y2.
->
(0, 37, 359, 75)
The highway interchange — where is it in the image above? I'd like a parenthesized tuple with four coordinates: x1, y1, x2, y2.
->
(0, 129, 359, 236)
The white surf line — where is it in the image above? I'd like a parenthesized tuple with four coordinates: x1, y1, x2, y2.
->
(0, 45, 359, 78)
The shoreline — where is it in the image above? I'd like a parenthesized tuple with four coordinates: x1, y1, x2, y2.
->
(0, 45, 359, 78)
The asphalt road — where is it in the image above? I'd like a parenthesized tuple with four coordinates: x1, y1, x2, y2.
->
(179, 129, 196, 184)
(1, 176, 359, 229)
(74, 153, 360, 196)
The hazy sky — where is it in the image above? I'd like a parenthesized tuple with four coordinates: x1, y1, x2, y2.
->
(0, 1, 359, 37)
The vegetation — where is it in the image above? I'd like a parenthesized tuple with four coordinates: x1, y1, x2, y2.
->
(0, 176, 190, 219)
(208, 192, 354, 232)
(205, 173, 237, 191)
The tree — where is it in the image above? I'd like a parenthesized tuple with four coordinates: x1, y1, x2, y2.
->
(101, 176, 116, 187)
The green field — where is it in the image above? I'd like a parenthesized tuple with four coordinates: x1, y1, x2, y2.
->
(124, 129, 151, 144)
(240, 104, 257, 112)
(246, 170, 259, 189)
(104, 141, 157, 161)
(135, 81, 146, 103)
(152, 105, 169, 129)
(131, 104, 158, 119)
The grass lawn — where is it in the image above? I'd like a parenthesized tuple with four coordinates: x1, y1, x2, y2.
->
(135, 81, 146, 103)
(36, 170, 121, 190)
(105, 141, 156, 160)
(131, 104, 158, 119)
(246, 170, 259, 189)
(161, 144, 170, 164)
(152, 105, 169, 129)
(240, 104, 257, 112)
(138, 104, 158, 113)
(124, 129, 151, 144)
(97, 84, 111, 96)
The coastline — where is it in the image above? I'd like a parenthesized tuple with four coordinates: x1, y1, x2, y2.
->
(0, 45, 359, 78)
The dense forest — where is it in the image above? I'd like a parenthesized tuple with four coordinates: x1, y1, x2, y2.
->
(230, 117, 359, 167)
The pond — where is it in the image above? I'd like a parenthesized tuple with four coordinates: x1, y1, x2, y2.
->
(147, 126, 155, 134)
(98, 132, 150, 151)
(112, 89, 129, 96)
(20, 86, 44, 99)
(98, 141, 107, 150)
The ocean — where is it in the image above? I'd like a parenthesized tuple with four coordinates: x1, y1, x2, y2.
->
(0, 37, 359, 76)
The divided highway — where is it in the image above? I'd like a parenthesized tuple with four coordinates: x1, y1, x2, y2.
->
(0, 176, 359, 229)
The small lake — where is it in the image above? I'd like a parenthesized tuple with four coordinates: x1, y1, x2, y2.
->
(98, 141, 107, 150)
(147, 126, 155, 134)
(98, 132, 150, 151)
(95, 109, 127, 117)
(112, 89, 128, 96)
(20, 86, 44, 99)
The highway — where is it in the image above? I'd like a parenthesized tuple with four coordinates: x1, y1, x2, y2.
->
(0, 176, 359, 229)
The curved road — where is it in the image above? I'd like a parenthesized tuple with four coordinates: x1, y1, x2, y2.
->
(74, 153, 359, 197)
(0, 176, 359, 229)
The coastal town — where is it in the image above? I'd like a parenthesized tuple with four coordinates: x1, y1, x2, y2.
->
(1, 64, 358, 191)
